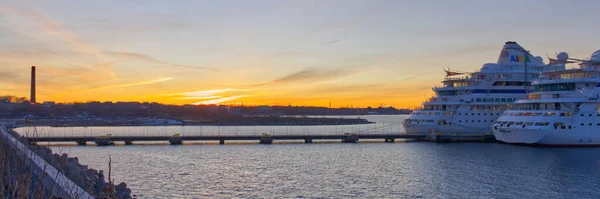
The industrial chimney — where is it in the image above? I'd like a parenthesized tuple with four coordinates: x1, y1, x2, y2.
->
(30, 66, 36, 104)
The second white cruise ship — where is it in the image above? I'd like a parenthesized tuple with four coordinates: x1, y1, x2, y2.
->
(403, 41, 564, 141)
(493, 49, 600, 145)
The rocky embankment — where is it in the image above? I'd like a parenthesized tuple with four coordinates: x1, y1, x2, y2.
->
(2, 128, 133, 198)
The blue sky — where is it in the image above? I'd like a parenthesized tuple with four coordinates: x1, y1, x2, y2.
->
(1, 0, 599, 107)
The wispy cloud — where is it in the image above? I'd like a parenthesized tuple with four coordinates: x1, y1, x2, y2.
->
(92, 77, 174, 90)
(161, 88, 250, 105)
(403, 72, 436, 80)
(104, 51, 220, 72)
(323, 39, 342, 46)
(0, 4, 116, 78)
(54, 77, 174, 97)
(161, 88, 238, 97)
(174, 96, 222, 100)
(256, 68, 357, 87)
(191, 95, 249, 105)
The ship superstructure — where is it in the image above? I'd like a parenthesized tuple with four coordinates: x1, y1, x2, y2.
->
(403, 41, 564, 141)
(493, 49, 600, 145)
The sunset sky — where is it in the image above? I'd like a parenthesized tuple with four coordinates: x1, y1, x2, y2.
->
(2, 0, 600, 108)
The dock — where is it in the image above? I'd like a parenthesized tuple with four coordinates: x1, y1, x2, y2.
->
(25, 133, 431, 145)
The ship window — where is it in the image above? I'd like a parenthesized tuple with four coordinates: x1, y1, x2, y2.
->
(459, 120, 462, 122)
(515, 122, 523, 125)
(472, 120, 475, 122)
(472, 113, 475, 115)
(533, 83, 576, 92)
(554, 122, 564, 126)
(484, 113, 487, 115)
(581, 114, 584, 116)
(497, 113, 500, 115)
(532, 112, 542, 116)
(508, 122, 515, 125)
(568, 126, 572, 129)
(581, 123, 585, 126)
(535, 122, 549, 126)
(478, 113, 481, 115)
(501, 121, 508, 125)
(525, 122, 534, 126)
(523, 112, 532, 116)
(543, 112, 556, 116)
(459, 113, 462, 115)
(597, 123, 600, 126)
(590, 114, 593, 117)
(516, 112, 523, 116)
(478, 120, 481, 122)
(590, 123, 593, 126)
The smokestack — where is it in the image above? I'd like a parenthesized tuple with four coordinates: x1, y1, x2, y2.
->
(30, 66, 36, 104)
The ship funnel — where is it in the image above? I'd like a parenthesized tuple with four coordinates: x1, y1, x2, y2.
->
(497, 41, 544, 66)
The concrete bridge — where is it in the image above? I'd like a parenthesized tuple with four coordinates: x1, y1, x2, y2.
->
(25, 133, 436, 145)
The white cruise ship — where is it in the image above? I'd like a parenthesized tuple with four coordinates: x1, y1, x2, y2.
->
(493, 49, 600, 146)
(403, 41, 564, 141)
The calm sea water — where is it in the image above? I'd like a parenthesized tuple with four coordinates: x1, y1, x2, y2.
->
(22, 115, 600, 198)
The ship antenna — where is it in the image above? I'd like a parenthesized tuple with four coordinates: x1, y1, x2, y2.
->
(510, 47, 531, 93)
(524, 49, 528, 93)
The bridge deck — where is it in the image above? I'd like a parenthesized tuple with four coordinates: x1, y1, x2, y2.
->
(26, 134, 429, 142)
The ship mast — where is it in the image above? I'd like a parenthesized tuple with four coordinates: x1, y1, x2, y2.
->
(524, 50, 528, 93)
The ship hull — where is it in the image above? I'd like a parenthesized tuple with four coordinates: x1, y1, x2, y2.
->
(493, 125, 600, 146)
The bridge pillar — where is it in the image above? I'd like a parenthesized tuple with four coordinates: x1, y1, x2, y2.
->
(342, 134, 359, 143)
(76, 140, 87, 146)
(259, 136, 273, 144)
(219, 140, 225, 145)
(481, 132, 496, 143)
(94, 138, 114, 146)
(384, 138, 395, 143)
(304, 138, 313, 143)
(434, 134, 451, 142)
(169, 137, 183, 145)
(124, 140, 133, 145)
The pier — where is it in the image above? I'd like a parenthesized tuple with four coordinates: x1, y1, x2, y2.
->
(25, 133, 430, 145)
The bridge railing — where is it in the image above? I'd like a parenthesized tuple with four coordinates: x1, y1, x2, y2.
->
(16, 122, 407, 139)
